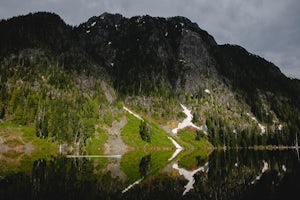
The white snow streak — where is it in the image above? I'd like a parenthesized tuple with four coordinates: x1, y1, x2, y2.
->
(168, 137, 182, 149)
(66, 155, 122, 158)
(246, 113, 266, 134)
(91, 22, 96, 27)
(123, 106, 143, 121)
(172, 104, 203, 134)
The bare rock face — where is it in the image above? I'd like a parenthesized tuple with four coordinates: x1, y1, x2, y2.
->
(76, 13, 221, 96)
(179, 28, 218, 94)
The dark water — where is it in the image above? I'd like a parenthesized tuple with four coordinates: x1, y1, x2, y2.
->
(0, 149, 299, 200)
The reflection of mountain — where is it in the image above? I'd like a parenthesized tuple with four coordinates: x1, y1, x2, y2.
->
(0, 150, 299, 200)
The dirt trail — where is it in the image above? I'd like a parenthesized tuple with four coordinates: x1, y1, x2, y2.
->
(104, 115, 127, 155)
(103, 115, 128, 180)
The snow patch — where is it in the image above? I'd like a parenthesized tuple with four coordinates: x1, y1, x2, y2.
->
(86, 30, 90, 33)
(165, 32, 168, 37)
(173, 162, 209, 195)
(199, 125, 208, 135)
(67, 155, 122, 158)
(204, 89, 211, 94)
(108, 41, 112, 45)
(246, 113, 266, 135)
(172, 104, 202, 134)
(91, 22, 96, 27)
(110, 62, 114, 67)
(123, 106, 143, 121)
(135, 17, 141, 23)
(168, 137, 182, 149)
(278, 124, 283, 131)
(180, 22, 184, 27)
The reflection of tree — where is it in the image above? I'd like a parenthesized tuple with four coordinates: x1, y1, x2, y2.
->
(196, 155, 206, 167)
(139, 154, 151, 178)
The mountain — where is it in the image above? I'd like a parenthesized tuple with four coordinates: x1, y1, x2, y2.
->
(0, 12, 299, 148)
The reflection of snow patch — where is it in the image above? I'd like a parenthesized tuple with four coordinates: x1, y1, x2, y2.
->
(108, 41, 112, 45)
(172, 104, 203, 134)
(110, 62, 114, 67)
(282, 165, 286, 172)
(168, 148, 183, 161)
(251, 160, 268, 184)
(86, 30, 90, 33)
(165, 32, 168, 37)
(122, 178, 143, 193)
(278, 124, 283, 131)
(173, 162, 209, 195)
(123, 106, 143, 121)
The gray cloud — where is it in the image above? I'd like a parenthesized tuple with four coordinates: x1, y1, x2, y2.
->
(0, 0, 299, 78)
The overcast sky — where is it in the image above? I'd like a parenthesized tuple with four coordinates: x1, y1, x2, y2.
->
(1, 0, 299, 78)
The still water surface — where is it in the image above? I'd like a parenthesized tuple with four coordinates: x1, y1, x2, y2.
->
(0, 149, 299, 200)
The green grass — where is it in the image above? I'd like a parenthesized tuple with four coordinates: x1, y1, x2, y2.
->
(178, 130, 212, 149)
(178, 150, 210, 170)
(86, 127, 108, 154)
(120, 150, 173, 183)
(22, 126, 57, 149)
(0, 121, 57, 149)
(121, 112, 173, 148)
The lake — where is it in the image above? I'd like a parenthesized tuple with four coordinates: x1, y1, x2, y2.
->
(0, 149, 299, 200)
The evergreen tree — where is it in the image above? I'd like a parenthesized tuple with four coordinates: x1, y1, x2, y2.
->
(139, 120, 151, 143)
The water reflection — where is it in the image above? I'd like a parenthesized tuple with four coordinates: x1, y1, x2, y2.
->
(172, 162, 209, 195)
(0, 149, 299, 200)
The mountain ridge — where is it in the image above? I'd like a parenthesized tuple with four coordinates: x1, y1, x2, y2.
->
(0, 12, 299, 148)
